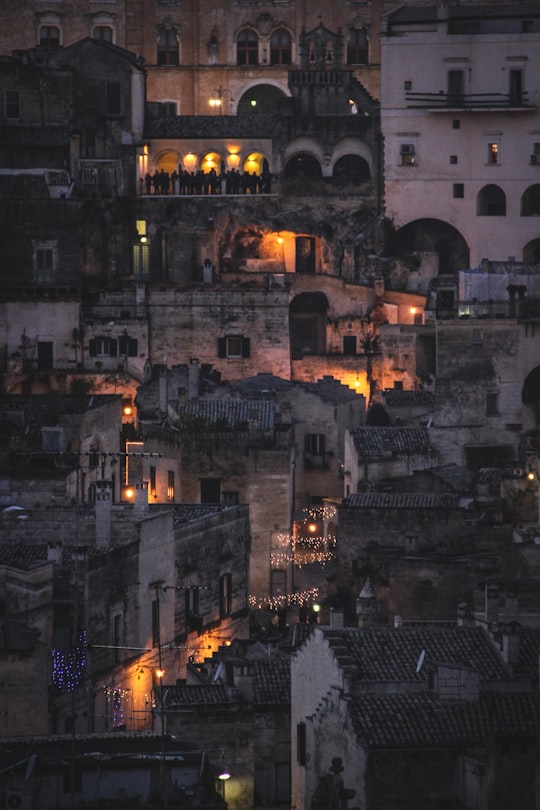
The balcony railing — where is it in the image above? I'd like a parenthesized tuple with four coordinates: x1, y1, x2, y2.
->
(405, 92, 534, 111)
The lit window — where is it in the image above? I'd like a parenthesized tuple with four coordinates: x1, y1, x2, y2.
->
(270, 28, 291, 65)
(237, 29, 258, 66)
(149, 466, 156, 498)
(488, 142, 499, 164)
(167, 470, 175, 501)
(400, 144, 415, 166)
(157, 28, 179, 66)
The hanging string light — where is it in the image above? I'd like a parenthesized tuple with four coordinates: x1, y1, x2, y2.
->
(249, 587, 320, 611)
(51, 630, 87, 691)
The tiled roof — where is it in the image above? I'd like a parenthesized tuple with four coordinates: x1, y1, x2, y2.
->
(152, 503, 224, 527)
(175, 398, 277, 430)
(252, 657, 290, 705)
(343, 492, 460, 509)
(323, 626, 512, 683)
(382, 389, 435, 408)
(349, 690, 540, 748)
(164, 685, 230, 707)
(146, 114, 276, 140)
(0, 126, 69, 146)
(0, 544, 50, 570)
(0, 173, 50, 199)
(476, 466, 528, 484)
(349, 426, 433, 460)
(419, 464, 474, 494)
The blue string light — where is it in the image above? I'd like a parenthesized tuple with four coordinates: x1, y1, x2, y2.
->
(51, 630, 87, 691)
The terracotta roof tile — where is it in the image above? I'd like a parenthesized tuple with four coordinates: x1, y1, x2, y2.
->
(349, 426, 433, 460)
(343, 492, 460, 509)
(253, 657, 290, 705)
(174, 398, 277, 430)
(146, 114, 275, 140)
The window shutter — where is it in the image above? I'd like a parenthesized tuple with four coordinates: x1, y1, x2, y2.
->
(242, 337, 251, 358)
(109, 338, 118, 357)
(89, 339, 96, 357)
(218, 337, 226, 358)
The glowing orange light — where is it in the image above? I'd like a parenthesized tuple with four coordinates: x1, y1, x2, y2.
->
(123, 406, 132, 416)
(277, 234, 283, 245)
(156, 668, 165, 680)
(125, 487, 135, 500)
(308, 522, 318, 534)
(410, 307, 417, 315)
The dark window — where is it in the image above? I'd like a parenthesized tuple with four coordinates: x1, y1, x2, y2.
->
(167, 470, 175, 501)
(453, 183, 464, 198)
(63, 771, 82, 793)
(118, 335, 138, 356)
(275, 762, 291, 804)
(404, 80, 412, 91)
(304, 433, 326, 469)
(185, 587, 201, 632)
(347, 28, 368, 65)
(37, 341, 53, 371)
(35, 248, 54, 283)
(82, 128, 96, 158)
(217, 336, 250, 358)
(152, 599, 160, 647)
(93, 26, 113, 42)
(219, 573, 232, 618)
(486, 392, 499, 416)
(161, 102, 177, 117)
(343, 335, 357, 355)
(509, 69, 523, 105)
(39, 25, 60, 48)
(452, 119, 461, 129)
(450, 155, 458, 164)
(270, 28, 291, 65)
(237, 29, 258, 66)
(5, 90, 19, 119)
(201, 478, 221, 503)
(477, 184, 506, 216)
(105, 82, 121, 116)
(447, 70, 464, 106)
(88, 337, 118, 357)
(157, 28, 179, 66)
(297, 722, 306, 765)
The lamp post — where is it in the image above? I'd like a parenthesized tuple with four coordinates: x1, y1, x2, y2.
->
(209, 87, 234, 115)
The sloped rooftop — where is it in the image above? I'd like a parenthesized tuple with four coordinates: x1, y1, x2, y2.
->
(343, 492, 461, 509)
(174, 398, 278, 430)
(349, 426, 433, 460)
(146, 114, 276, 140)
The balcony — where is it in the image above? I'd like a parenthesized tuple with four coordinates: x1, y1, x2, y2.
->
(405, 91, 535, 112)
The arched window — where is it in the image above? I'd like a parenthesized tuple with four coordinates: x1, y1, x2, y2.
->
(347, 28, 368, 65)
(237, 29, 258, 66)
(270, 28, 291, 65)
(476, 184, 506, 216)
(39, 25, 60, 48)
(92, 26, 113, 43)
(521, 185, 540, 216)
(157, 28, 179, 66)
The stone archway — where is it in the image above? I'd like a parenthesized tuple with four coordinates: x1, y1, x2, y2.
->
(237, 83, 287, 114)
(289, 292, 328, 358)
(332, 154, 370, 183)
(384, 218, 469, 274)
(284, 153, 323, 179)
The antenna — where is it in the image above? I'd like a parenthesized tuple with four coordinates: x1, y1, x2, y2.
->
(416, 649, 426, 674)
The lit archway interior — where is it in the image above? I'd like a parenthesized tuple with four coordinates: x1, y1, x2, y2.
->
(201, 151, 223, 173)
(155, 151, 179, 174)
(242, 152, 267, 175)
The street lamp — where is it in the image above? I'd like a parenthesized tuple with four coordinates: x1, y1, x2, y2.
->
(209, 87, 234, 115)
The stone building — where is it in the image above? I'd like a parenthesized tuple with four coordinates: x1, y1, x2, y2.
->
(291, 618, 540, 810)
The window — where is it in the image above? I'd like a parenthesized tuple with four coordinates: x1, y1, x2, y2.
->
(347, 28, 368, 65)
(133, 243, 149, 276)
(486, 392, 499, 416)
(304, 434, 327, 469)
(531, 143, 540, 165)
(452, 119, 461, 129)
(89, 337, 118, 357)
(5, 90, 20, 120)
(157, 28, 179, 66)
(217, 336, 250, 359)
(39, 25, 60, 48)
(472, 329, 483, 344)
(167, 470, 175, 501)
(37, 341, 53, 370)
(42, 427, 62, 453)
(477, 184, 506, 216)
(105, 82, 121, 116)
(219, 573, 232, 618)
(450, 155, 458, 164)
(82, 167, 98, 187)
(488, 142, 499, 164)
(404, 80, 412, 92)
(509, 69, 523, 106)
(400, 144, 415, 166)
(33, 240, 57, 283)
(118, 335, 138, 356)
(447, 70, 464, 106)
(453, 183, 464, 198)
(161, 101, 177, 117)
(200, 478, 221, 503)
(82, 128, 96, 158)
(149, 466, 156, 498)
(237, 29, 258, 66)
(93, 26, 113, 42)
(270, 28, 291, 65)
(343, 335, 357, 355)
(185, 587, 201, 632)
(152, 599, 160, 646)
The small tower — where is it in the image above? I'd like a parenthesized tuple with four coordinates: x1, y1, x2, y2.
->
(356, 577, 378, 627)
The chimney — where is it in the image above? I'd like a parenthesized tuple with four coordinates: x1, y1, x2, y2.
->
(501, 620, 520, 668)
(330, 607, 344, 629)
(457, 601, 473, 627)
(357, 577, 378, 627)
(133, 481, 148, 514)
(95, 480, 112, 546)
(485, 582, 499, 624)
